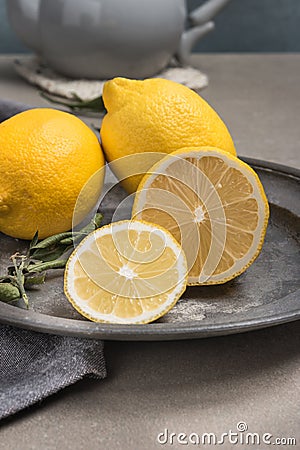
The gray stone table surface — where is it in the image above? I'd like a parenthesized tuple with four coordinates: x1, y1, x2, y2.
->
(0, 54, 299, 449)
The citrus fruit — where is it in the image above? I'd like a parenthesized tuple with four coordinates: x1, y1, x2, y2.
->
(132, 147, 269, 285)
(64, 220, 187, 324)
(0, 108, 105, 240)
(100, 77, 236, 193)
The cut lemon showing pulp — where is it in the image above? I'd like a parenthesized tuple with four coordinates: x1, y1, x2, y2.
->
(64, 220, 187, 324)
(132, 147, 269, 285)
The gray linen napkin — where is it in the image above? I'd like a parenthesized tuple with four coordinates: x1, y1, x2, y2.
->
(0, 100, 106, 420)
(0, 326, 106, 420)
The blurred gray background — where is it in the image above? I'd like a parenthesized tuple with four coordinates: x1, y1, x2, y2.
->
(0, 0, 299, 53)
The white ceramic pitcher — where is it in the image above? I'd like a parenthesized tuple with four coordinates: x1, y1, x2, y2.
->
(7, 0, 231, 79)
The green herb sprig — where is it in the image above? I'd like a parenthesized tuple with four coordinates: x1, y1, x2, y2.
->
(0, 213, 103, 308)
(40, 92, 106, 114)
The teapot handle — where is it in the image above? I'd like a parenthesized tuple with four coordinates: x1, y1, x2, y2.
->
(177, 0, 232, 66)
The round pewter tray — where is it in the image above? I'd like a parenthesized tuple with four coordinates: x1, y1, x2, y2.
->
(0, 158, 299, 340)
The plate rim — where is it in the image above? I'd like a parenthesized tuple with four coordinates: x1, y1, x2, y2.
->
(0, 157, 299, 341)
(0, 298, 299, 341)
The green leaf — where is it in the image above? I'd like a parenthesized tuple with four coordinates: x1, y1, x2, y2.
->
(40, 92, 106, 113)
(60, 213, 103, 245)
(29, 231, 39, 250)
(30, 232, 74, 251)
(30, 245, 70, 262)
(0, 283, 20, 303)
(24, 272, 46, 288)
(27, 259, 68, 273)
(80, 213, 103, 234)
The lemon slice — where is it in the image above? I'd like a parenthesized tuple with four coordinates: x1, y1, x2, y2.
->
(64, 220, 187, 324)
(132, 147, 269, 285)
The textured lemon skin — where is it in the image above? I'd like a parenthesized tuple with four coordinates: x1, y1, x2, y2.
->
(0, 108, 105, 240)
(133, 146, 269, 286)
(101, 77, 236, 193)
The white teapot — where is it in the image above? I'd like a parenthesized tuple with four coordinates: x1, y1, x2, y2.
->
(7, 0, 231, 79)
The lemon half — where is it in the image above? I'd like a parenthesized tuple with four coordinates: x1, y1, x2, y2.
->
(132, 147, 269, 285)
(64, 220, 187, 324)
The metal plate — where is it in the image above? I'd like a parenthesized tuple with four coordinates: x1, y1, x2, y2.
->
(0, 158, 299, 340)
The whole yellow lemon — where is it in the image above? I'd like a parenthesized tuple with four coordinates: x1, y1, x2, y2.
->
(101, 77, 236, 193)
(0, 108, 105, 240)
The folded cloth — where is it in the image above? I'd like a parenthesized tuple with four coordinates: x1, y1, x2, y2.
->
(0, 100, 106, 420)
(0, 326, 106, 420)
